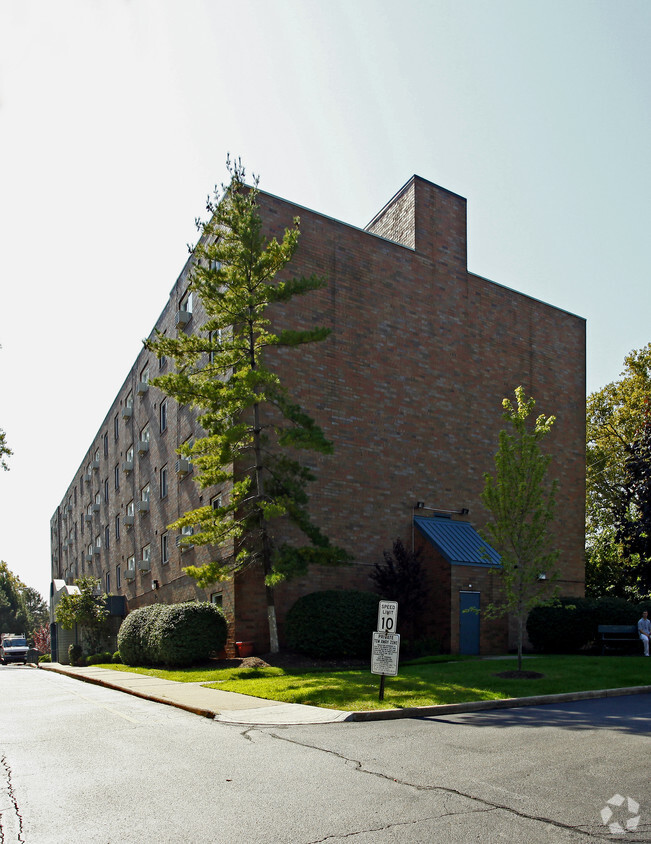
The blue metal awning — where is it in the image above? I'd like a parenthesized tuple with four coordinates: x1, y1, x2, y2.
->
(414, 516, 501, 567)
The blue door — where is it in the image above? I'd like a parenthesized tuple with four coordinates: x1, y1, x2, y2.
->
(459, 592, 480, 655)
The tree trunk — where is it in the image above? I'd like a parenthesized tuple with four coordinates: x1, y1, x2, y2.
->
(252, 395, 280, 653)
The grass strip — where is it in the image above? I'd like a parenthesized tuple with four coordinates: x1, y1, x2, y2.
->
(95, 655, 651, 711)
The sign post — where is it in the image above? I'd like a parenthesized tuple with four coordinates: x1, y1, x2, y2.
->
(371, 601, 400, 701)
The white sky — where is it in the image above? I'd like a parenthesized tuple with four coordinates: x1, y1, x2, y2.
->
(1, 0, 650, 600)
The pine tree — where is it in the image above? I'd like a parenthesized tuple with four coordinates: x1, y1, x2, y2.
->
(145, 158, 350, 651)
(481, 387, 560, 671)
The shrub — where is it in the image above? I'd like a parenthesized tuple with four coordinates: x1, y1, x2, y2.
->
(118, 602, 227, 667)
(285, 590, 379, 659)
(68, 643, 83, 666)
(86, 652, 114, 665)
(112, 651, 122, 664)
(527, 596, 642, 652)
(150, 602, 227, 667)
(117, 604, 167, 666)
(38, 653, 51, 663)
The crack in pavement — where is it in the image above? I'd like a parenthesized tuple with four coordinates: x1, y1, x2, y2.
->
(260, 731, 610, 841)
(305, 806, 500, 843)
(0, 754, 25, 844)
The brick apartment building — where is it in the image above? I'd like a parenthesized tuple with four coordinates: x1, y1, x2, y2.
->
(50, 175, 586, 659)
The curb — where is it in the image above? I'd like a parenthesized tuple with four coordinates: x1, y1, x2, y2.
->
(39, 664, 216, 719)
(38, 664, 651, 725)
(348, 684, 651, 721)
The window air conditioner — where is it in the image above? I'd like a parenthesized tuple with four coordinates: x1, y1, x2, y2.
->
(175, 310, 191, 328)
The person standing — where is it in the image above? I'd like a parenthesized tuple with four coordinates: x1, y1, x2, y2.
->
(638, 610, 651, 656)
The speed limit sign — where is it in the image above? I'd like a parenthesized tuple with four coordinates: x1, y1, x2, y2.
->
(377, 600, 398, 633)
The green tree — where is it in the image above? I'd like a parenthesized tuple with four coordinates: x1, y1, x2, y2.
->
(586, 344, 651, 597)
(0, 345, 12, 471)
(0, 428, 10, 471)
(481, 387, 560, 671)
(145, 158, 349, 651)
(22, 587, 49, 632)
(0, 561, 30, 633)
(55, 576, 109, 654)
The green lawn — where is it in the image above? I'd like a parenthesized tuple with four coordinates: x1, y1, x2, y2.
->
(96, 655, 651, 711)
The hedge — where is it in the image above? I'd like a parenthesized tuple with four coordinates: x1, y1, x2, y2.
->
(150, 602, 228, 667)
(285, 590, 379, 659)
(117, 602, 227, 667)
(527, 597, 642, 652)
(117, 603, 167, 666)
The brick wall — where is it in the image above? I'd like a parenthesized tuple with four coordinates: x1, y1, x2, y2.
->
(51, 174, 585, 656)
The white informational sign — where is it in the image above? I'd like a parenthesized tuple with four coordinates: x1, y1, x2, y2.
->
(371, 632, 400, 676)
(377, 600, 398, 634)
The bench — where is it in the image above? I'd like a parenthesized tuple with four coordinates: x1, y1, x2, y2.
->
(598, 625, 642, 655)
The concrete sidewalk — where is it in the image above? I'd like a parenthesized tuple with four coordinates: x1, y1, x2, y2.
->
(38, 662, 651, 726)
(39, 663, 352, 725)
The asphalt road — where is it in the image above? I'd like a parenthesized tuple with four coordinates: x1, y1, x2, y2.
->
(2, 664, 651, 842)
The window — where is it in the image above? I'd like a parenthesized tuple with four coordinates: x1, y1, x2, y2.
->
(104, 525, 110, 549)
(126, 444, 134, 464)
(116, 565, 121, 590)
(211, 494, 222, 512)
(209, 329, 223, 364)
(141, 483, 150, 503)
(160, 465, 168, 499)
(114, 413, 119, 440)
(103, 432, 108, 458)
(208, 258, 221, 272)
(180, 290, 193, 313)
(95, 492, 101, 507)
(210, 593, 223, 609)
(141, 544, 151, 562)
(94, 448, 100, 463)
(87, 543, 93, 559)
(127, 554, 135, 573)
(140, 423, 150, 443)
(95, 534, 101, 550)
(104, 478, 109, 502)
(106, 572, 110, 594)
(161, 532, 169, 565)
(140, 365, 150, 384)
(114, 463, 120, 490)
(160, 400, 167, 433)
(127, 500, 135, 517)
(115, 514, 120, 540)
(126, 392, 133, 409)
